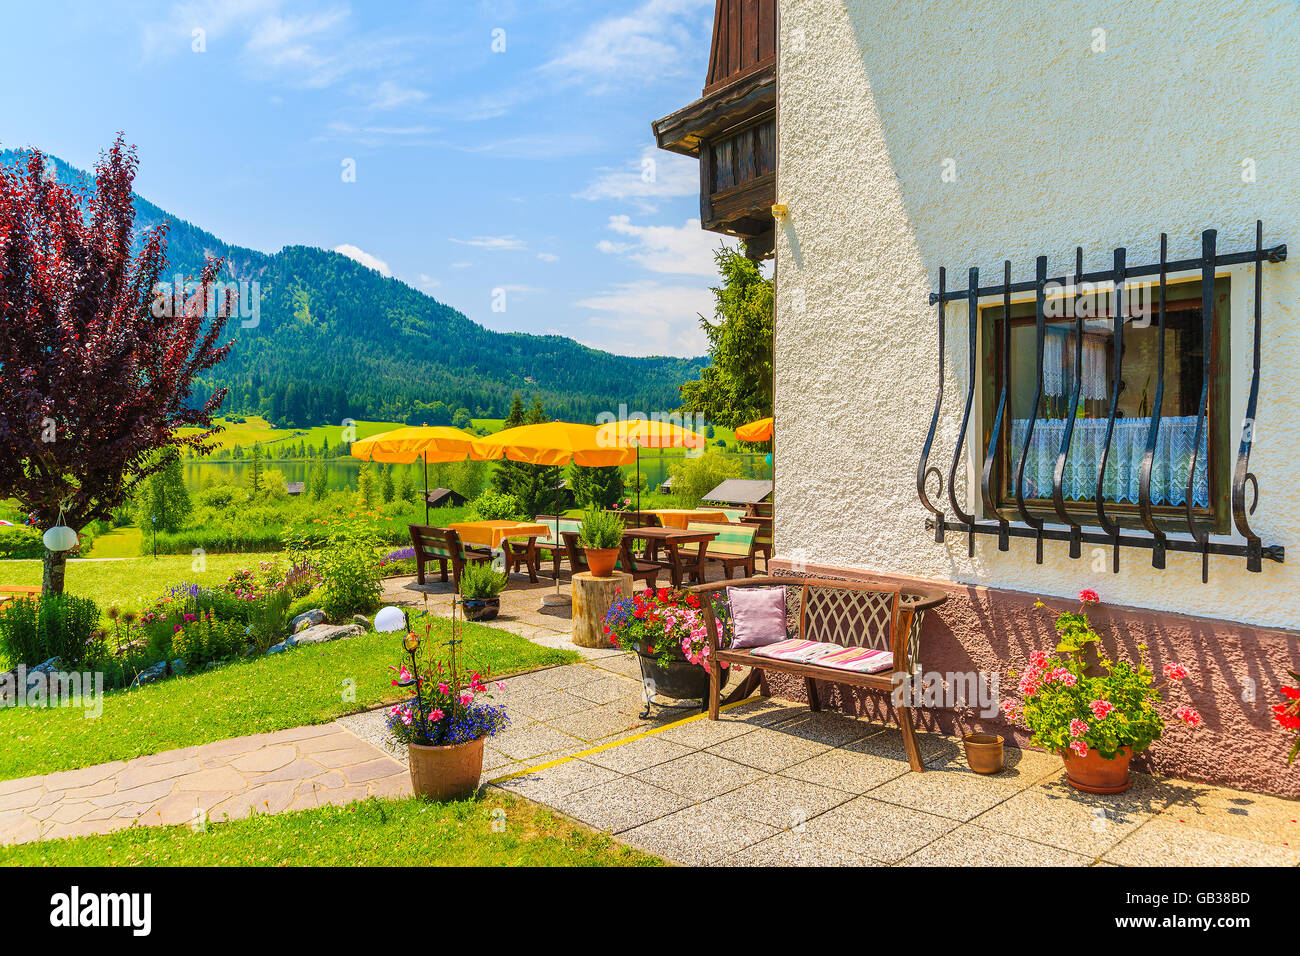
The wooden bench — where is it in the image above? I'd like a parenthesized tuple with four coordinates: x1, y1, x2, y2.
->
(561, 530, 659, 589)
(741, 516, 773, 570)
(408, 525, 493, 592)
(695, 576, 947, 772)
(0, 585, 40, 610)
(686, 521, 758, 579)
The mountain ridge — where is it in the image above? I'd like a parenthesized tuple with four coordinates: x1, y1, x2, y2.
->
(0, 147, 706, 426)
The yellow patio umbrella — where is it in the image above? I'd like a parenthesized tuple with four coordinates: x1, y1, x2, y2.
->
(472, 422, 637, 603)
(735, 417, 773, 443)
(595, 419, 708, 512)
(350, 426, 478, 524)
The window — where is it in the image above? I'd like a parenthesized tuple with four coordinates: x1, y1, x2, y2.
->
(980, 276, 1231, 532)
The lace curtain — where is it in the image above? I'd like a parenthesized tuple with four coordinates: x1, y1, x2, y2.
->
(1009, 416, 1209, 507)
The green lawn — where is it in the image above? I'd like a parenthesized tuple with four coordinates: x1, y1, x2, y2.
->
(0, 553, 259, 618)
(84, 527, 143, 558)
(0, 612, 577, 781)
(0, 793, 664, 867)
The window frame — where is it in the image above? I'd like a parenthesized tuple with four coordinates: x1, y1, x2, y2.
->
(978, 275, 1233, 535)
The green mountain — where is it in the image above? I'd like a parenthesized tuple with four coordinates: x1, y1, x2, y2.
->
(0, 149, 706, 426)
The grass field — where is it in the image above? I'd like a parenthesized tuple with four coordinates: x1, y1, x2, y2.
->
(0, 610, 576, 781)
(0, 792, 662, 867)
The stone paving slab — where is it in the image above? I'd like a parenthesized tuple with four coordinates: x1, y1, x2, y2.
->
(0, 722, 407, 846)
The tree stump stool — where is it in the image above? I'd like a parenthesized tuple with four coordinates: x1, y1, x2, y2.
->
(571, 571, 632, 648)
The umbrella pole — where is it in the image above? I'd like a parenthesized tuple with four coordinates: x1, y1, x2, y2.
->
(423, 453, 429, 526)
(636, 447, 641, 514)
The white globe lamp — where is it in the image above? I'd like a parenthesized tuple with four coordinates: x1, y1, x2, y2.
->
(374, 605, 408, 633)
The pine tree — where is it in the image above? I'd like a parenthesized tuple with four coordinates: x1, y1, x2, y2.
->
(586, 465, 626, 509)
(380, 464, 395, 503)
(247, 443, 264, 494)
(308, 455, 329, 500)
(357, 464, 376, 507)
(136, 454, 192, 533)
(397, 466, 414, 503)
(491, 393, 528, 498)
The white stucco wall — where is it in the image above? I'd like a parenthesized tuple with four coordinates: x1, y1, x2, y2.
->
(773, 0, 1300, 629)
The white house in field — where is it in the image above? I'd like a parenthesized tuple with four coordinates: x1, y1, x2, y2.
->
(657, 0, 1299, 797)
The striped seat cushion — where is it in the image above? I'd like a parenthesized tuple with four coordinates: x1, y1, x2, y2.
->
(749, 639, 893, 674)
(687, 521, 755, 557)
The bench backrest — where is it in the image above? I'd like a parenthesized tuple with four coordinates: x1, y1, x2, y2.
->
(741, 516, 773, 548)
(748, 501, 774, 519)
(715, 507, 748, 523)
(617, 510, 659, 528)
(687, 521, 756, 557)
(408, 524, 468, 562)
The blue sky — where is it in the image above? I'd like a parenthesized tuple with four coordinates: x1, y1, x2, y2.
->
(0, 0, 739, 357)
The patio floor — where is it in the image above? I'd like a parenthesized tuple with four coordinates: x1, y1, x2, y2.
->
(1, 569, 1294, 863)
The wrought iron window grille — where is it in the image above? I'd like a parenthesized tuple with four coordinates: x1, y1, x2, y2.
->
(916, 222, 1286, 582)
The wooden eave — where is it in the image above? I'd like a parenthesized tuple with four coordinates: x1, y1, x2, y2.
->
(651, 63, 776, 158)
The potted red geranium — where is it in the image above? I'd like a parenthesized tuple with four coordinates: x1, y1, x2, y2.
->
(1272, 673, 1300, 762)
(604, 587, 733, 705)
(1003, 589, 1201, 794)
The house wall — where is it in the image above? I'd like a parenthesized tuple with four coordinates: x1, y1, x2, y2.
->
(769, 0, 1300, 794)
(772, 0, 1300, 630)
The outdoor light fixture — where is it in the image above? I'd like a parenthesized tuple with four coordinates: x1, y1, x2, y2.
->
(42, 507, 78, 553)
(403, 632, 420, 653)
(374, 605, 408, 633)
(771, 203, 788, 220)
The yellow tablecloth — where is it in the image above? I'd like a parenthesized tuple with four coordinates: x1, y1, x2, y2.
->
(648, 509, 731, 530)
(449, 521, 551, 549)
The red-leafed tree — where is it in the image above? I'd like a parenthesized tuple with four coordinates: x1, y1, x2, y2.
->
(0, 136, 234, 595)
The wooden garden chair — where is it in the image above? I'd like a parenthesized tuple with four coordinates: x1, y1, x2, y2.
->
(686, 521, 759, 579)
(408, 525, 493, 592)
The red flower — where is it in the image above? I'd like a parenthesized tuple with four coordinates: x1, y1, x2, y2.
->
(1163, 662, 1189, 681)
(1273, 703, 1300, 730)
(1175, 706, 1201, 728)
(1078, 589, 1100, 605)
(1281, 686, 1300, 700)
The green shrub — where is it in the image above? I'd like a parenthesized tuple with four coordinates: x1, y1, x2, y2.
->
(0, 525, 43, 559)
(578, 509, 624, 550)
(0, 594, 102, 667)
(248, 589, 293, 654)
(668, 451, 743, 507)
(459, 563, 507, 600)
(306, 514, 383, 619)
(174, 612, 244, 672)
(469, 489, 526, 521)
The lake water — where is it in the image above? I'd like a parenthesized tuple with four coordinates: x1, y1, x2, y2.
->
(182, 452, 772, 495)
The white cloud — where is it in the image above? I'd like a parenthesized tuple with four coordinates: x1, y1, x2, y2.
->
(574, 280, 714, 357)
(537, 252, 559, 262)
(596, 216, 735, 276)
(417, 273, 440, 291)
(334, 244, 392, 277)
(542, 0, 714, 90)
(365, 79, 428, 111)
(450, 235, 527, 251)
(576, 145, 699, 212)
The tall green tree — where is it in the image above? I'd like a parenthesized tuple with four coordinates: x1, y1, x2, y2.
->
(491, 393, 528, 499)
(247, 443, 264, 494)
(680, 246, 773, 429)
(379, 464, 395, 503)
(308, 455, 329, 500)
(137, 454, 192, 533)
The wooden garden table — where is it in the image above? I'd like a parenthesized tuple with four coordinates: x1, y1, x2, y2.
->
(622, 527, 717, 588)
(647, 508, 731, 529)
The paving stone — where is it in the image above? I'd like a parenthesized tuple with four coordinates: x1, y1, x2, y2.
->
(846, 728, 961, 767)
(868, 768, 1022, 821)
(928, 741, 1063, 788)
(634, 752, 767, 802)
(551, 777, 689, 833)
(581, 735, 695, 774)
(493, 758, 621, 802)
(1156, 786, 1300, 848)
(174, 767, 247, 792)
(621, 803, 778, 865)
(340, 757, 405, 786)
(90, 780, 176, 809)
(703, 774, 853, 830)
(530, 665, 605, 690)
(312, 745, 392, 769)
(803, 796, 959, 863)
(779, 747, 910, 794)
(901, 823, 1094, 866)
(657, 715, 759, 750)
(567, 676, 640, 706)
(546, 702, 645, 742)
(508, 690, 593, 721)
(723, 828, 880, 867)
(491, 723, 585, 761)
(229, 745, 298, 774)
(40, 762, 126, 792)
(971, 785, 1154, 857)
(766, 710, 875, 748)
(705, 727, 832, 773)
(115, 758, 203, 791)
(1103, 818, 1300, 867)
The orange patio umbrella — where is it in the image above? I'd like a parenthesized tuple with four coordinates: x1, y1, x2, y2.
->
(351, 426, 478, 524)
(735, 417, 773, 443)
(596, 419, 708, 513)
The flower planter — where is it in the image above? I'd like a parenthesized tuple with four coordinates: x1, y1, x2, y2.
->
(407, 736, 485, 801)
(462, 597, 500, 622)
(1061, 745, 1132, 794)
(584, 547, 620, 577)
(962, 733, 1004, 774)
(637, 652, 731, 701)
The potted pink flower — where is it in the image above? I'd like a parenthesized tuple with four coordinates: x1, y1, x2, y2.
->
(1003, 589, 1200, 794)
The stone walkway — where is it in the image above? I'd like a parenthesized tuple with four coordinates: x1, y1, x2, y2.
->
(0, 723, 407, 845)
(1, 571, 1295, 863)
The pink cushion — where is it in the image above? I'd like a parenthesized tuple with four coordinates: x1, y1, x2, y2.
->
(727, 586, 787, 649)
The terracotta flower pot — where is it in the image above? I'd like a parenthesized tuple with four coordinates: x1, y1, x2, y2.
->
(407, 736, 485, 801)
(584, 547, 620, 577)
(962, 733, 1004, 774)
(1061, 745, 1132, 794)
